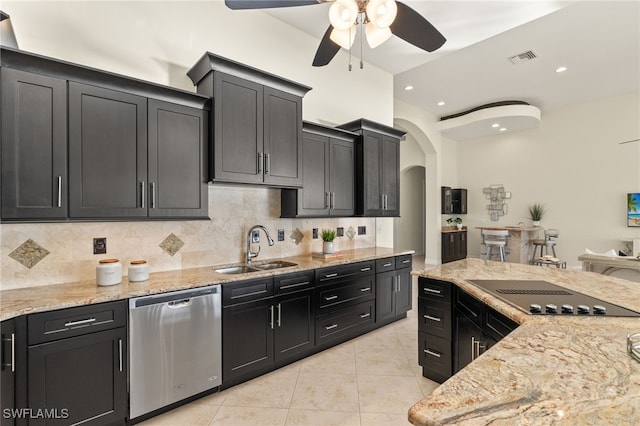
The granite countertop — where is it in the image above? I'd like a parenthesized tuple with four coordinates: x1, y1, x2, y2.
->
(409, 259, 640, 425)
(578, 253, 640, 270)
(474, 225, 542, 232)
(441, 226, 468, 233)
(0, 247, 413, 321)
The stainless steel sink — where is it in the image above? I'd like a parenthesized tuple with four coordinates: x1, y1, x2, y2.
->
(254, 260, 297, 270)
(214, 265, 261, 274)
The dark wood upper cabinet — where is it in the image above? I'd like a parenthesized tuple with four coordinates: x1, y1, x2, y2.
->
(337, 119, 406, 217)
(69, 82, 148, 219)
(188, 52, 311, 188)
(1, 47, 210, 222)
(281, 122, 356, 218)
(1, 68, 68, 220)
(148, 100, 208, 218)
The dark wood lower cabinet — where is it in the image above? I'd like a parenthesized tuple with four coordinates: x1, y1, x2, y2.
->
(27, 328, 127, 425)
(442, 231, 467, 263)
(274, 290, 314, 362)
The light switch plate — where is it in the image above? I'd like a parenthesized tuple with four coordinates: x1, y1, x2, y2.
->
(252, 230, 260, 243)
(336, 227, 344, 237)
(93, 237, 107, 255)
(278, 229, 285, 241)
(358, 226, 366, 235)
(312, 228, 318, 239)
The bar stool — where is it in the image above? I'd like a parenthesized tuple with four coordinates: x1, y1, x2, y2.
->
(530, 229, 559, 261)
(482, 229, 509, 262)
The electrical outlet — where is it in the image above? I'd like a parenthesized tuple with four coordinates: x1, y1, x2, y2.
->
(358, 226, 366, 235)
(336, 227, 344, 237)
(252, 230, 260, 243)
(93, 237, 107, 255)
(278, 229, 285, 241)
(312, 228, 318, 239)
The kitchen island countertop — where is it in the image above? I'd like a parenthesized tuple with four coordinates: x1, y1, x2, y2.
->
(409, 258, 640, 425)
(0, 247, 412, 321)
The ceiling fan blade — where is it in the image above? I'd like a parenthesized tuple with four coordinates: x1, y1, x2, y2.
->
(225, 0, 323, 10)
(390, 1, 446, 52)
(312, 25, 341, 67)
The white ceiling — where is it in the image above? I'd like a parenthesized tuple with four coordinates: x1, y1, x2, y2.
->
(265, 0, 640, 118)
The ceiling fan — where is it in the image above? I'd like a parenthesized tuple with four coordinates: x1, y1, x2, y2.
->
(224, 0, 446, 68)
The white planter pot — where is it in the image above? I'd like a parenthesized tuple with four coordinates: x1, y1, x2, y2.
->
(323, 241, 334, 254)
(532, 221, 541, 227)
(456, 224, 463, 230)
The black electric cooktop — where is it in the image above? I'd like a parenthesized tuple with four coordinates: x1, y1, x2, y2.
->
(469, 280, 640, 317)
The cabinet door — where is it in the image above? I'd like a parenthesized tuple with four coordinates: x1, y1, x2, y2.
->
(456, 232, 467, 260)
(441, 233, 456, 263)
(375, 270, 396, 324)
(148, 100, 208, 218)
(394, 267, 412, 314)
(452, 188, 467, 214)
(27, 328, 127, 426)
(68, 82, 147, 218)
(381, 136, 400, 216)
(263, 87, 302, 187)
(298, 132, 330, 216)
(274, 289, 314, 362)
(1, 68, 67, 219)
(1, 319, 15, 426)
(213, 73, 263, 184)
(360, 131, 382, 215)
(454, 309, 494, 374)
(223, 299, 274, 382)
(329, 138, 355, 216)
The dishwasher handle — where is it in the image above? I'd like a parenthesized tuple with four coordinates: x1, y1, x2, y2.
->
(167, 299, 192, 309)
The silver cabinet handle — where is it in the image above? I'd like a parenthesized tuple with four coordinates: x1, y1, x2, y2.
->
(64, 318, 96, 327)
(360, 287, 370, 292)
(424, 287, 442, 294)
(325, 192, 330, 209)
(57, 176, 62, 208)
(424, 314, 441, 322)
(381, 194, 385, 209)
(402, 259, 411, 264)
(118, 339, 123, 372)
(279, 281, 310, 290)
(264, 153, 270, 175)
(276, 303, 281, 327)
(269, 305, 274, 330)
(150, 182, 156, 208)
(360, 313, 371, 319)
(2, 333, 15, 372)
(325, 273, 338, 278)
(395, 276, 399, 293)
(324, 295, 338, 301)
(383, 262, 393, 267)
(384, 194, 388, 210)
(360, 267, 371, 272)
(258, 152, 263, 174)
(140, 181, 145, 208)
(330, 192, 335, 209)
(424, 348, 441, 358)
(325, 324, 338, 330)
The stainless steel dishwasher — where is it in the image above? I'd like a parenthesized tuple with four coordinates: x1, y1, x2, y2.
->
(129, 285, 222, 419)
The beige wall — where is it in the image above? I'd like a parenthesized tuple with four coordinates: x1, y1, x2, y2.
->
(0, 1, 389, 290)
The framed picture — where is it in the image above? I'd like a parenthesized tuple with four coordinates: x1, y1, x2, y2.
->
(628, 193, 640, 227)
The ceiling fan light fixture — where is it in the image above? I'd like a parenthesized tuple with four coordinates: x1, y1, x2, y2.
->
(329, 0, 359, 30)
(365, 22, 392, 48)
(366, 0, 397, 28)
(329, 26, 356, 50)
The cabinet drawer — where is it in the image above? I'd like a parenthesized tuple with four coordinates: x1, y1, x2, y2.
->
(485, 308, 518, 341)
(315, 276, 375, 312)
(316, 301, 374, 343)
(375, 257, 395, 273)
(316, 261, 374, 284)
(418, 277, 452, 302)
(27, 300, 127, 345)
(455, 289, 482, 326)
(274, 271, 314, 295)
(395, 254, 412, 269)
(222, 277, 274, 307)
(419, 299, 452, 338)
(418, 332, 452, 383)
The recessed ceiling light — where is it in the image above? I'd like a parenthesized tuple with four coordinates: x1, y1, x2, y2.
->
(499, 127, 507, 132)
(491, 123, 500, 128)
(437, 101, 445, 106)
(404, 85, 414, 91)
(555, 66, 567, 73)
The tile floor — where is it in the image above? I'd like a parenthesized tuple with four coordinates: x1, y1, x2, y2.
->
(140, 257, 439, 426)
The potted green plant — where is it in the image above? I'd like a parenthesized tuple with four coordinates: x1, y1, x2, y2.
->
(446, 217, 463, 230)
(528, 202, 545, 226)
(321, 228, 336, 254)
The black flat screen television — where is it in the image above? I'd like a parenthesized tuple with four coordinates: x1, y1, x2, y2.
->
(629, 193, 640, 227)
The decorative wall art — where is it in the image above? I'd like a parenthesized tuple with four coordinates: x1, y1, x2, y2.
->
(483, 185, 511, 221)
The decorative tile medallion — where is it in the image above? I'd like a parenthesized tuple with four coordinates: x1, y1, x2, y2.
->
(9, 239, 50, 269)
(159, 233, 184, 256)
(290, 228, 304, 245)
(346, 226, 357, 240)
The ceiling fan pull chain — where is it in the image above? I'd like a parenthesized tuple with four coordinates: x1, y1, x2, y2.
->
(348, 23, 353, 71)
(360, 14, 364, 69)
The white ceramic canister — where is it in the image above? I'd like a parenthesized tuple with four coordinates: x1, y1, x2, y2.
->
(96, 258, 123, 286)
(128, 260, 149, 282)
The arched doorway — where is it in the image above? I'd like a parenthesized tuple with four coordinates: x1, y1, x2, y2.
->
(395, 166, 426, 255)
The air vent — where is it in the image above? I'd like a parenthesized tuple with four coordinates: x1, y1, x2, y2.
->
(508, 50, 537, 65)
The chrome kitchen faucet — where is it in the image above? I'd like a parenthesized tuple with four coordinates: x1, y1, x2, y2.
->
(246, 225, 275, 264)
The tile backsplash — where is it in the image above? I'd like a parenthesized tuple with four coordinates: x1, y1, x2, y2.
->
(0, 186, 376, 290)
